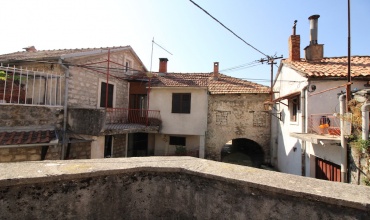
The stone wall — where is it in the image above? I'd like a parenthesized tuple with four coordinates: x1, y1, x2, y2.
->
(113, 134, 126, 157)
(67, 66, 129, 108)
(68, 108, 106, 136)
(0, 146, 60, 162)
(206, 93, 270, 161)
(67, 142, 91, 159)
(0, 157, 368, 219)
(0, 104, 64, 163)
(0, 105, 63, 128)
(66, 50, 146, 109)
(350, 147, 370, 186)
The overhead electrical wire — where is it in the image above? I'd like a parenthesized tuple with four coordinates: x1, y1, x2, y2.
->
(188, 0, 269, 58)
(2, 59, 307, 84)
(220, 61, 260, 73)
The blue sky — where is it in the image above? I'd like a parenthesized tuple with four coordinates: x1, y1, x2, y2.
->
(1, 0, 369, 86)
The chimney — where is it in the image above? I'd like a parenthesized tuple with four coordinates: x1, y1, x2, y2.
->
(23, 46, 37, 52)
(304, 15, 324, 61)
(213, 62, 219, 80)
(288, 20, 301, 61)
(159, 58, 168, 73)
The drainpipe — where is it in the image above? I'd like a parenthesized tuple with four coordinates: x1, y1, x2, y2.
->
(59, 59, 69, 160)
(301, 86, 307, 176)
(361, 103, 370, 140)
(339, 94, 348, 183)
(359, 103, 370, 184)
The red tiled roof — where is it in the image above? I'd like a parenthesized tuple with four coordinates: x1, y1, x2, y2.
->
(0, 46, 130, 62)
(150, 73, 270, 94)
(0, 130, 57, 146)
(282, 56, 370, 78)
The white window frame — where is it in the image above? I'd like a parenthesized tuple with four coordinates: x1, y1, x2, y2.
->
(289, 96, 299, 123)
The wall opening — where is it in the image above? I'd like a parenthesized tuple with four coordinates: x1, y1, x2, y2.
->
(127, 133, 149, 157)
(221, 138, 264, 168)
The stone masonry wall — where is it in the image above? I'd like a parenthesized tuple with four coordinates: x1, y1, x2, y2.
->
(67, 50, 145, 109)
(67, 142, 91, 159)
(350, 147, 370, 186)
(0, 105, 63, 128)
(0, 146, 60, 162)
(0, 158, 368, 219)
(0, 104, 64, 163)
(67, 66, 129, 108)
(206, 93, 270, 161)
(113, 134, 126, 158)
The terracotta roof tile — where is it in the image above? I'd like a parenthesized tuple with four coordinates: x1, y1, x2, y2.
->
(150, 72, 270, 94)
(0, 46, 130, 62)
(283, 56, 370, 78)
(0, 130, 57, 146)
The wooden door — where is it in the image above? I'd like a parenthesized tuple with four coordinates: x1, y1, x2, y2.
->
(315, 157, 341, 182)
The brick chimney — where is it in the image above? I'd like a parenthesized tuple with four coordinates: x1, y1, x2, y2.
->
(23, 46, 37, 52)
(304, 15, 324, 61)
(288, 20, 301, 61)
(159, 58, 168, 73)
(213, 62, 219, 80)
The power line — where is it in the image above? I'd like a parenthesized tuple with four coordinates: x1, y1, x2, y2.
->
(189, 0, 269, 58)
(220, 61, 260, 73)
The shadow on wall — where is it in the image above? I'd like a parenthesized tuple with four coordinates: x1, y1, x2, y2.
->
(221, 138, 265, 168)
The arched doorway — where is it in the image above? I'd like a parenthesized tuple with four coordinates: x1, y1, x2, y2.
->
(221, 138, 264, 168)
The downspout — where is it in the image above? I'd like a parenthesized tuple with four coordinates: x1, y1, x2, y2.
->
(301, 86, 307, 176)
(339, 94, 348, 182)
(359, 103, 370, 184)
(361, 103, 370, 140)
(59, 59, 69, 160)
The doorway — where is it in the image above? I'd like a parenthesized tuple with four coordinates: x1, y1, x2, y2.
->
(221, 138, 264, 168)
(104, 135, 113, 158)
(127, 133, 148, 157)
(315, 157, 341, 182)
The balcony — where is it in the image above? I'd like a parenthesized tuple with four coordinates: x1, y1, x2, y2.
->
(68, 108, 161, 136)
(105, 108, 161, 125)
(290, 113, 352, 144)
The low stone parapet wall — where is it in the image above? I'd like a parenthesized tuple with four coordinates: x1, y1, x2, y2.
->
(0, 157, 369, 219)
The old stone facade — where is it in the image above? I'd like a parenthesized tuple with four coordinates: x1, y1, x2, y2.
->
(206, 93, 271, 161)
(350, 147, 370, 186)
(113, 134, 126, 157)
(66, 50, 136, 109)
(0, 105, 63, 128)
(0, 146, 60, 162)
(0, 46, 148, 162)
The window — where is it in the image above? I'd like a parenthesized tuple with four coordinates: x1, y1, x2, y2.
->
(100, 82, 114, 107)
(172, 93, 191, 113)
(169, 136, 186, 146)
(289, 96, 300, 122)
(125, 59, 133, 74)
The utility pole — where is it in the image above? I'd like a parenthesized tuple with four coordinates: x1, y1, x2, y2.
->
(346, 0, 352, 110)
(259, 55, 283, 101)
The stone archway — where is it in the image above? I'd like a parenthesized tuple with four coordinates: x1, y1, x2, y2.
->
(221, 138, 264, 168)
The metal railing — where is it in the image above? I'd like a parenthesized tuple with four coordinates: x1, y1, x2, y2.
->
(0, 64, 63, 106)
(309, 113, 352, 136)
(105, 108, 161, 126)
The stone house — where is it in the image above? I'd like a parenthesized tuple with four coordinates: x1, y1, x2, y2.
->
(0, 46, 270, 166)
(146, 59, 271, 166)
(271, 15, 370, 184)
(0, 46, 159, 162)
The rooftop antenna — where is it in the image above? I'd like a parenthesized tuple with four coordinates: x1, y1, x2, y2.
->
(149, 37, 173, 73)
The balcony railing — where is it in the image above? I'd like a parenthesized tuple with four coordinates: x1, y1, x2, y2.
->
(106, 108, 161, 126)
(309, 113, 352, 136)
(0, 64, 63, 106)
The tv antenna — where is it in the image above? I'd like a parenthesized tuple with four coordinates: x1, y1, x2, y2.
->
(150, 37, 173, 73)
